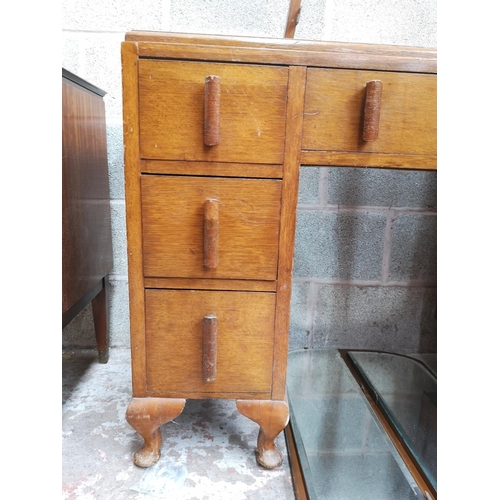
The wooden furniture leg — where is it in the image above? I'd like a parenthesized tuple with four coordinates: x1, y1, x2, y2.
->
(91, 275, 110, 364)
(236, 399, 289, 469)
(126, 398, 186, 467)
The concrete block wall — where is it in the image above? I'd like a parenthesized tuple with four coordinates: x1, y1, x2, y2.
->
(290, 167, 437, 353)
(62, 0, 437, 355)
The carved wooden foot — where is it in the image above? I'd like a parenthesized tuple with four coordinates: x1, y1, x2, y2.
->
(236, 399, 289, 469)
(126, 398, 186, 468)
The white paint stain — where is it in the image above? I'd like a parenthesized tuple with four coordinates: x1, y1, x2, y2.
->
(116, 471, 129, 481)
(192, 448, 208, 457)
(130, 459, 187, 496)
(71, 474, 103, 500)
(91, 427, 108, 438)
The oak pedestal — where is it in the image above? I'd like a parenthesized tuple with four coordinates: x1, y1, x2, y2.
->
(121, 32, 436, 469)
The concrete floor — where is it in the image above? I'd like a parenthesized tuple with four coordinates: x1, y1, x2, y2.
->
(62, 348, 295, 500)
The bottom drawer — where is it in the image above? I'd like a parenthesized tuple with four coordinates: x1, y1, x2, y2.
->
(145, 289, 276, 396)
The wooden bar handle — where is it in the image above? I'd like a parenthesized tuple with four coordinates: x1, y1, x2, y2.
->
(204, 199, 219, 268)
(204, 75, 221, 146)
(203, 314, 217, 382)
(362, 80, 383, 141)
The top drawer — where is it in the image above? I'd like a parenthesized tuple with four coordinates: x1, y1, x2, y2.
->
(138, 60, 289, 164)
(302, 69, 436, 156)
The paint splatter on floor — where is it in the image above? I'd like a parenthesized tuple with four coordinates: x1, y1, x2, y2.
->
(62, 348, 295, 499)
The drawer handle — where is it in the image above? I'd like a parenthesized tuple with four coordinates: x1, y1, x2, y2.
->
(362, 80, 383, 141)
(204, 199, 219, 269)
(204, 75, 221, 146)
(203, 314, 217, 382)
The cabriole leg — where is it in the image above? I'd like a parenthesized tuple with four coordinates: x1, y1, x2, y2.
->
(236, 399, 289, 469)
(126, 397, 186, 468)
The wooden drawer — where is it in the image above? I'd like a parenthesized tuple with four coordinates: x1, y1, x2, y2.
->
(141, 175, 282, 280)
(145, 289, 276, 395)
(302, 69, 436, 156)
(138, 60, 289, 164)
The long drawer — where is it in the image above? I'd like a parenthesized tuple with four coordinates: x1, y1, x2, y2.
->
(302, 68, 436, 156)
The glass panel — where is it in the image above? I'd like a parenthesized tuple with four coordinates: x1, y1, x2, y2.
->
(348, 351, 437, 489)
(407, 353, 437, 377)
(287, 349, 424, 500)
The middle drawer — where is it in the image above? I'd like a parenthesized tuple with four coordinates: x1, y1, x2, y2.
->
(141, 175, 282, 280)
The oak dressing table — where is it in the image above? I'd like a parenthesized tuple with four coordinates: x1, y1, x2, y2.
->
(120, 31, 436, 470)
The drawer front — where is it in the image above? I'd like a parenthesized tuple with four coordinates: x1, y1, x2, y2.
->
(141, 175, 282, 280)
(145, 289, 275, 395)
(138, 60, 289, 164)
(302, 69, 436, 156)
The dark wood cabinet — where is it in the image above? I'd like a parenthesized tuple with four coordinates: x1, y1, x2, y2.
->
(62, 68, 113, 363)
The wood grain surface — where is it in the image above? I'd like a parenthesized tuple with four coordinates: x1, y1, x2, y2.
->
(138, 60, 288, 163)
(122, 32, 437, 413)
(62, 76, 112, 314)
(236, 399, 290, 468)
(300, 151, 437, 170)
(121, 41, 148, 396)
(145, 290, 276, 395)
(272, 66, 307, 399)
(125, 32, 436, 73)
(303, 68, 436, 156)
(126, 398, 186, 467)
(141, 175, 282, 280)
